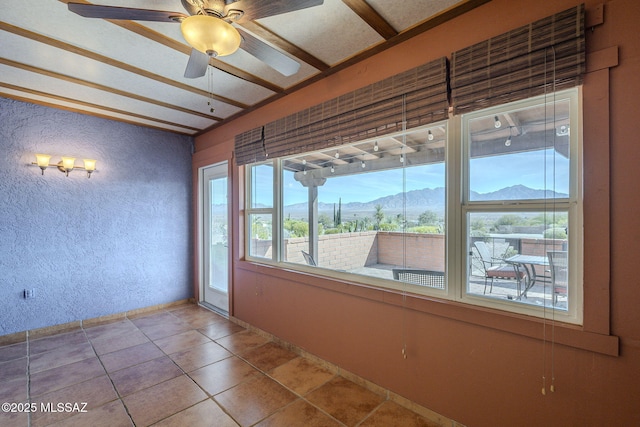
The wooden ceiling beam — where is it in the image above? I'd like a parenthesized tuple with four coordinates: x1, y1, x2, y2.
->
(240, 21, 330, 71)
(341, 0, 398, 40)
(0, 57, 220, 121)
(0, 82, 201, 133)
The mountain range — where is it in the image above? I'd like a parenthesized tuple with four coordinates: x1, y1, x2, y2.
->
(284, 185, 568, 217)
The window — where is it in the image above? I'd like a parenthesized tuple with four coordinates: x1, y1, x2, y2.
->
(461, 89, 582, 323)
(246, 162, 275, 259)
(248, 123, 448, 293)
(245, 89, 582, 323)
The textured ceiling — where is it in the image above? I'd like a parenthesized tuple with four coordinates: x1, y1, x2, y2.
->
(1, 0, 490, 136)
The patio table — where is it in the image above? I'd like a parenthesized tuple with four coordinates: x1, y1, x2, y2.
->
(505, 254, 549, 299)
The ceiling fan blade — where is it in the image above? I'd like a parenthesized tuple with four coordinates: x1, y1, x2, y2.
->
(227, 0, 324, 23)
(236, 28, 300, 76)
(67, 3, 187, 23)
(184, 49, 210, 79)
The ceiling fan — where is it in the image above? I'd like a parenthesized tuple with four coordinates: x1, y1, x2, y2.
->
(67, 0, 324, 78)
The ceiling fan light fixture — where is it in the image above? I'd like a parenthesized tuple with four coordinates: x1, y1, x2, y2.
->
(180, 15, 241, 57)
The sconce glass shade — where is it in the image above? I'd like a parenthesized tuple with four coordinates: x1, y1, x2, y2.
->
(83, 159, 96, 172)
(180, 15, 241, 57)
(35, 153, 51, 175)
(61, 157, 76, 173)
(83, 159, 96, 178)
(35, 154, 51, 168)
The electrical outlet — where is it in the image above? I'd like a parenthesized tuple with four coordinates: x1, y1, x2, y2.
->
(23, 289, 35, 299)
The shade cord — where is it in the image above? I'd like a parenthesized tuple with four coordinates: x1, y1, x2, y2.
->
(542, 46, 558, 396)
(401, 94, 408, 360)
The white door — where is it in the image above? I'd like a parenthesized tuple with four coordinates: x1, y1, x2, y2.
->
(201, 162, 229, 313)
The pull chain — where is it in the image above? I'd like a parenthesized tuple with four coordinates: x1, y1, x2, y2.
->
(207, 66, 215, 114)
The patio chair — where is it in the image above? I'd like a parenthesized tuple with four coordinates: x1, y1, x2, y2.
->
(301, 250, 316, 266)
(473, 241, 525, 294)
(392, 269, 445, 289)
(547, 251, 568, 304)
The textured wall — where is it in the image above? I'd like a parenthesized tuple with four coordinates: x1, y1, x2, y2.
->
(0, 98, 193, 335)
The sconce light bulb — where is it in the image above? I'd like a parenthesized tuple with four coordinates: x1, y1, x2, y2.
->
(334, 151, 339, 159)
(494, 116, 502, 128)
(361, 160, 366, 168)
(505, 137, 512, 147)
(373, 142, 379, 152)
(303, 168, 307, 175)
(302, 159, 306, 165)
(330, 166, 335, 173)
(400, 154, 404, 163)
(427, 130, 434, 141)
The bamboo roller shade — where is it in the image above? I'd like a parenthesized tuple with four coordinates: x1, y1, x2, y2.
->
(235, 4, 585, 165)
(450, 4, 585, 115)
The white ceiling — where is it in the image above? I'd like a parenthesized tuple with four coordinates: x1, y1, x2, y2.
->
(1, 0, 488, 136)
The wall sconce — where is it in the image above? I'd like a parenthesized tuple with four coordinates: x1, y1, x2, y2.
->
(33, 154, 97, 178)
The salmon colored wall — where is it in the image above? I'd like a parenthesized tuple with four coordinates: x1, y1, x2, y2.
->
(193, 0, 640, 425)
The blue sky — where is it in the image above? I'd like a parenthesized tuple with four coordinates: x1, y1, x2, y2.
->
(470, 149, 569, 194)
(279, 149, 569, 205)
(284, 165, 445, 205)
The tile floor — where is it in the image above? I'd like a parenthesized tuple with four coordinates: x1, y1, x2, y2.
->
(0, 304, 440, 427)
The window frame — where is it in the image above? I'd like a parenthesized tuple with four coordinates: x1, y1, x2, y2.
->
(455, 88, 583, 324)
(245, 161, 279, 261)
(244, 88, 583, 325)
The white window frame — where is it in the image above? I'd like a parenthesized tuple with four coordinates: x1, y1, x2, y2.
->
(244, 88, 583, 324)
(245, 161, 280, 261)
(455, 88, 583, 324)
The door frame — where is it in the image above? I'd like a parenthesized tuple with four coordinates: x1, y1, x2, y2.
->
(197, 158, 233, 315)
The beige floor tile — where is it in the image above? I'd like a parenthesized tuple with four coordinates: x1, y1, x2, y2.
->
(31, 375, 118, 427)
(109, 356, 183, 396)
(99, 341, 165, 373)
(152, 399, 239, 427)
(0, 341, 27, 363)
(359, 401, 439, 427)
(0, 376, 28, 402)
(0, 410, 28, 427)
(198, 321, 245, 341)
(123, 375, 207, 426)
(90, 329, 150, 356)
(270, 357, 336, 396)
(29, 341, 95, 373)
(214, 375, 297, 426)
(256, 399, 343, 427)
(84, 320, 138, 341)
(133, 317, 193, 341)
(153, 330, 211, 355)
(189, 356, 260, 396)
(168, 306, 224, 328)
(169, 341, 233, 373)
(241, 342, 298, 373)
(0, 357, 27, 382)
(129, 311, 177, 328)
(44, 399, 132, 427)
(29, 330, 88, 356)
(30, 356, 106, 397)
(305, 376, 386, 426)
(214, 330, 269, 355)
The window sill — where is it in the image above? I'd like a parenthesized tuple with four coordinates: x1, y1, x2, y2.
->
(237, 260, 619, 357)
